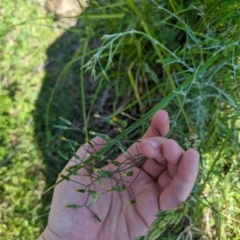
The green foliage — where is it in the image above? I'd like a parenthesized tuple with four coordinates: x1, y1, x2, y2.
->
(0, 0, 63, 238)
(0, 0, 240, 239)
(135, 204, 185, 240)
(0, 91, 12, 160)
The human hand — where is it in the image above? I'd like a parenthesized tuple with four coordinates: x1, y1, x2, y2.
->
(38, 110, 199, 240)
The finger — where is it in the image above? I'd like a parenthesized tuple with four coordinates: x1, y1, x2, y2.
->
(140, 137, 167, 179)
(143, 110, 169, 138)
(113, 136, 167, 182)
(162, 139, 184, 178)
(115, 110, 169, 165)
(140, 139, 183, 181)
(141, 139, 183, 184)
(159, 149, 199, 210)
(141, 137, 166, 162)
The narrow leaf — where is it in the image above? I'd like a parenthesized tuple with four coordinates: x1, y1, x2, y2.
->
(71, 152, 81, 160)
(91, 154, 105, 161)
(54, 125, 69, 130)
(126, 171, 134, 176)
(98, 169, 111, 177)
(67, 141, 76, 152)
(65, 167, 79, 175)
(84, 162, 94, 167)
(87, 190, 98, 207)
(112, 186, 123, 192)
(129, 199, 136, 204)
(134, 236, 144, 240)
(65, 138, 79, 146)
(88, 190, 98, 196)
(93, 212, 101, 222)
(58, 174, 70, 181)
(97, 178, 104, 187)
(65, 204, 79, 209)
(143, 63, 159, 84)
(112, 161, 120, 166)
(75, 189, 86, 193)
(59, 117, 72, 125)
(57, 151, 68, 160)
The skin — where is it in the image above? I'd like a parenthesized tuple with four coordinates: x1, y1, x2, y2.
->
(38, 110, 199, 240)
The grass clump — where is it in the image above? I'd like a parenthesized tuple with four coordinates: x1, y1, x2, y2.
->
(0, 0, 240, 239)
(56, 0, 240, 238)
(0, 0, 63, 238)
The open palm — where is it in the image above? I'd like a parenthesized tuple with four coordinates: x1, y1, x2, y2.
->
(39, 110, 199, 240)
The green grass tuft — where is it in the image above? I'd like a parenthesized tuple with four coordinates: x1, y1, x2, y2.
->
(0, 0, 240, 239)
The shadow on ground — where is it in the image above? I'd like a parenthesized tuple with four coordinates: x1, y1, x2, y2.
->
(33, 19, 130, 230)
(33, 5, 168, 229)
(33, 21, 99, 229)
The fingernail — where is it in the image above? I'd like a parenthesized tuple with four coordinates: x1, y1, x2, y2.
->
(147, 139, 159, 150)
